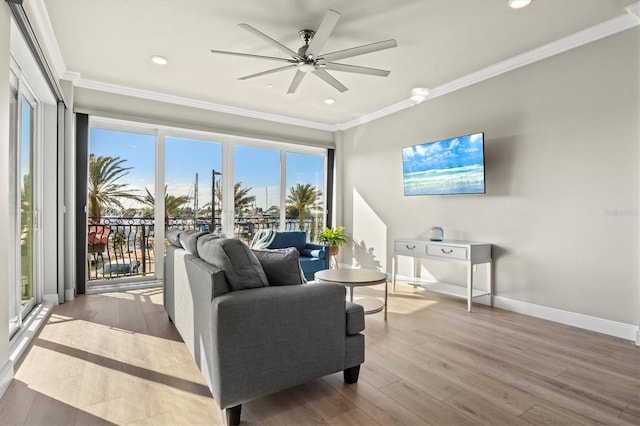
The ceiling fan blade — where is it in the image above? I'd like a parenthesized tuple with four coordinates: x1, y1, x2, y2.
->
(287, 70, 306, 94)
(238, 23, 303, 60)
(320, 39, 397, 62)
(312, 68, 347, 93)
(306, 9, 341, 58)
(210, 49, 295, 63)
(239, 64, 297, 80)
(323, 62, 390, 77)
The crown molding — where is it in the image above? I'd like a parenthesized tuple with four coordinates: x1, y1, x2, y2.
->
(336, 99, 414, 130)
(29, 0, 640, 133)
(24, 0, 66, 78)
(71, 78, 337, 132)
(627, 1, 640, 18)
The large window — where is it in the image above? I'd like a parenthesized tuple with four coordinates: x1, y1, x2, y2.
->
(232, 143, 326, 243)
(165, 136, 222, 232)
(87, 127, 156, 284)
(285, 151, 325, 241)
(85, 120, 329, 279)
(234, 145, 281, 241)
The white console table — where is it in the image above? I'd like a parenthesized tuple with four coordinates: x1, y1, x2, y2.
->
(392, 239, 492, 312)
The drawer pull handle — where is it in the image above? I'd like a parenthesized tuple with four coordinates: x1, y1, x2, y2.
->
(441, 248, 453, 254)
(405, 245, 416, 250)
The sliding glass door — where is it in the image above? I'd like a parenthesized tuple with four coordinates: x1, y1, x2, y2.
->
(9, 71, 39, 338)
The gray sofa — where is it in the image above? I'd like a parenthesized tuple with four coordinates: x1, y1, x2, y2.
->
(163, 229, 365, 425)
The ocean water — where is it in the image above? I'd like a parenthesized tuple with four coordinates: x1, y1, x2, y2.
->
(403, 164, 485, 195)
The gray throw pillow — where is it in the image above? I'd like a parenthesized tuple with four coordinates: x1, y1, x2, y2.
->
(166, 228, 183, 247)
(197, 233, 222, 252)
(179, 230, 207, 255)
(198, 238, 269, 291)
(252, 247, 306, 286)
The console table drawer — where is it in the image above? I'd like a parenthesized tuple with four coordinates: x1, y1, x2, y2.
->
(394, 240, 427, 256)
(427, 244, 468, 260)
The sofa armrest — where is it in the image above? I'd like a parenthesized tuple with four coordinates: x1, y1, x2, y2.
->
(210, 283, 347, 408)
(301, 244, 329, 271)
(304, 242, 326, 252)
(345, 301, 365, 335)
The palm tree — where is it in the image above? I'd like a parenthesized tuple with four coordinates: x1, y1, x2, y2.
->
(141, 186, 191, 226)
(88, 154, 141, 222)
(286, 183, 322, 231)
(213, 182, 254, 215)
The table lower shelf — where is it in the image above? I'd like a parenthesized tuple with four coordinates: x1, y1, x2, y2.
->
(406, 280, 491, 299)
(353, 297, 384, 315)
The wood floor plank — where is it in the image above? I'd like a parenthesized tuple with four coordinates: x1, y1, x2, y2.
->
(379, 380, 480, 426)
(519, 403, 587, 426)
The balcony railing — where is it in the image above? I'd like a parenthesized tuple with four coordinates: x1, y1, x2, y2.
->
(87, 218, 156, 282)
(87, 216, 322, 281)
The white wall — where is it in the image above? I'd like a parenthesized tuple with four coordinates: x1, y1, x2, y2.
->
(340, 28, 639, 327)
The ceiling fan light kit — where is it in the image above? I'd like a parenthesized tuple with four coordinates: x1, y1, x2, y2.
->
(211, 9, 397, 94)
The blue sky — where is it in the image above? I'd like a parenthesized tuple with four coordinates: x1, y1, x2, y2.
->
(402, 132, 484, 173)
(90, 129, 324, 211)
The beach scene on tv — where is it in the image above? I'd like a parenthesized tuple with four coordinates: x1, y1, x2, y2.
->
(403, 132, 485, 195)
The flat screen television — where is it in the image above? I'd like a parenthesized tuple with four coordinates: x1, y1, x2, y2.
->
(402, 132, 485, 196)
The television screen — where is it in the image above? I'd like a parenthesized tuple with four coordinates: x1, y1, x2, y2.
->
(402, 132, 485, 196)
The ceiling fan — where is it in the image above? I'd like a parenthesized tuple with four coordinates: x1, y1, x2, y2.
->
(210, 9, 397, 94)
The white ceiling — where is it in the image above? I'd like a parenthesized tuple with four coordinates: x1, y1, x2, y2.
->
(37, 0, 638, 128)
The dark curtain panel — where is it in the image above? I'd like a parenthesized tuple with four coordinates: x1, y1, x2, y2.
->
(75, 113, 89, 294)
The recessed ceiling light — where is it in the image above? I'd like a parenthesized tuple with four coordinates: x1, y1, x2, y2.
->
(410, 87, 430, 104)
(324, 98, 335, 105)
(508, 0, 531, 9)
(151, 55, 168, 65)
(266, 84, 274, 89)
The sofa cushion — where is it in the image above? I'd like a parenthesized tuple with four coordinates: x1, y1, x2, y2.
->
(198, 238, 269, 291)
(252, 248, 306, 286)
(180, 230, 207, 255)
(301, 248, 325, 259)
(166, 228, 183, 247)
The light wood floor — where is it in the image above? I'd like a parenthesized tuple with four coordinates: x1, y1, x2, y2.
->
(0, 283, 638, 425)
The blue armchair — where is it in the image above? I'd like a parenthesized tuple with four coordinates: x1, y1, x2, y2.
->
(265, 231, 329, 280)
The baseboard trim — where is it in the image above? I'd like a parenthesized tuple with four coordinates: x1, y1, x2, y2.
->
(493, 296, 639, 342)
(65, 288, 75, 302)
(43, 293, 60, 306)
(394, 277, 638, 342)
(9, 302, 54, 364)
(0, 359, 14, 399)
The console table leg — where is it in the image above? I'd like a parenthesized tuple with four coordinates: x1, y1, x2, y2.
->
(391, 255, 396, 292)
(349, 285, 354, 303)
(467, 264, 473, 312)
(487, 261, 493, 307)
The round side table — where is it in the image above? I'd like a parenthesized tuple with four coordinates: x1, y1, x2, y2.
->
(314, 268, 388, 319)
